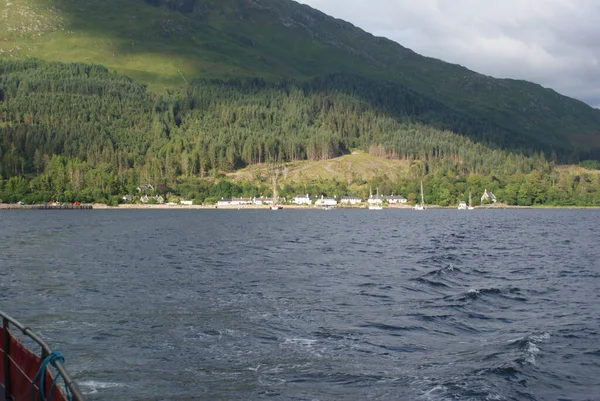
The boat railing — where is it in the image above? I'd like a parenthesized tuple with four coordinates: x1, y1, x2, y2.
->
(1, 311, 85, 401)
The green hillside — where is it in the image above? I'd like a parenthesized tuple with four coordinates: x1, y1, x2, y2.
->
(2, 59, 599, 207)
(1, 0, 600, 159)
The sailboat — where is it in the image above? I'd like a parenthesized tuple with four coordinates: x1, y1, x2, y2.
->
(270, 178, 282, 210)
(368, 186, 383, 210)
(414, 181, 425, 210)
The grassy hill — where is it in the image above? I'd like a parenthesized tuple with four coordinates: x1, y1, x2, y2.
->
(1, 0, 600, 159)
(228, 152, 410, 183)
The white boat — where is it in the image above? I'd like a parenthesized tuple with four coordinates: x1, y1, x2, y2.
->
(458, 202, 467, 210)
(414, 181, 425, 210)
(368, 187, 383, 210)
(270, 177, 282, 210)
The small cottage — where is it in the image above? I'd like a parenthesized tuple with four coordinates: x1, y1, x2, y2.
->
(481, 189, 497, 203)
(340, 196, 362, 205)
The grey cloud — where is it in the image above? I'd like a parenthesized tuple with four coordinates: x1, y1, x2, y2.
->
(297, 0, 600, 107)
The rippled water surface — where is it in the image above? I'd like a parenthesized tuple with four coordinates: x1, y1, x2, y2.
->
(1, 209, 600, 400)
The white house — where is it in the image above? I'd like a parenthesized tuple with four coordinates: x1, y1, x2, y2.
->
(314, 195, 337, 206)
(385, 195, 407, 204)
(340, 196, 362, 205)
(180, 200, 193, 206)
(230, 198, 253, 205)
(140, 195, 164, 204)
(481, 189, 497, 203)
(217, 198, 233, 206)
(292, 194, 312, 205)
(367, 195, 384, 205)
(253, 197, 272, 205)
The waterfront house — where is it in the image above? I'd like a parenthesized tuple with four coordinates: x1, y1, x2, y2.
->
(367, 195, 384, 205)
(217, 198, 233, 206)
(253, 196, 273, 205)
(481, 189, 497, 203)
(140, 195, 164, 204)
(231, 198, 253, 205)
(314, 195, 337, 206)
(385, 195, 407, 204)
(340, 195, 362, 205)
(180, 199, 193, 205)
(292, 194, 313, 205)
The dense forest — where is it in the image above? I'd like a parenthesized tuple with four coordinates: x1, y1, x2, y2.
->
(1, 59, 599, 206)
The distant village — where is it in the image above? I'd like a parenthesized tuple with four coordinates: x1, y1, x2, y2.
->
(216, 193, 409, 207)
(123, 184, 499, 208)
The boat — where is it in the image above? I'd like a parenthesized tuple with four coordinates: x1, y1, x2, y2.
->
(368, 187, 383, 210)
(458, 202, 467, 210)
(0, 310, 84, 401)
(270, 177, 282, 210)
(468, 192, 474, 210)
(414, 181, 425, 210)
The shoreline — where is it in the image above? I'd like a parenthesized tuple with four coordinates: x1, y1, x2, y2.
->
(1, 203, 599, 210)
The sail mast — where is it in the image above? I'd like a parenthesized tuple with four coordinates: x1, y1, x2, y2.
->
(272, 176, 277, 207)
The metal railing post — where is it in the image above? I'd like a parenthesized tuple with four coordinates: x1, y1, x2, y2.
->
(3, 317, 11, 401)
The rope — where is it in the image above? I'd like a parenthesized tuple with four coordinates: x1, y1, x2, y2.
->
(31, 351, 73, 401)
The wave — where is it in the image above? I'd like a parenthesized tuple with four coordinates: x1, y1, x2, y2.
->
(509, 333, 550, 366)
(475, 332, 551, 381)
(78, 380, 127, 395)
(359, 322, 427, 333)
(413, 277, 451, 288)
(445, 286, 528, 303)
(423, 265, 463, 277)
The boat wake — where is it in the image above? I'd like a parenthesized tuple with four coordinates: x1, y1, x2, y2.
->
(78, 380, 127, 395)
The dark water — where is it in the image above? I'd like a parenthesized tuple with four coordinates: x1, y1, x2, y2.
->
(1, 209, 600, 400)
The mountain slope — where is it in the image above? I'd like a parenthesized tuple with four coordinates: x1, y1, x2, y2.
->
(1, 0, 600, 159)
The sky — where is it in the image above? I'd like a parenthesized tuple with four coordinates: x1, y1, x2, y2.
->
(296, 0, 600, 109)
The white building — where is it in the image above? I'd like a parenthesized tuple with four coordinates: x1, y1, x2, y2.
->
(253, 197, 273, 205)
(217, 198, 232, 206)
(230, 198, 253, 205)
(292, 194, 313, 205)
(340, 196, 362, 205)
(314, 195, 337, 206)
(481, 189, 497, 203)
(367, 195, 384, 205)
(385, 195, 407, 204)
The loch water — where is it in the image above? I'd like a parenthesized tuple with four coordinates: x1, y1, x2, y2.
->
(1, 209, 600, 400)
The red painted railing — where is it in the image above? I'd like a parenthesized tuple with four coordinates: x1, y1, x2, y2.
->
(1, 311, 84, 401)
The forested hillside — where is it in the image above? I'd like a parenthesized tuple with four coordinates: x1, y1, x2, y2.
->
(1, 0, 600, 159)
(1, 60, 599, 207)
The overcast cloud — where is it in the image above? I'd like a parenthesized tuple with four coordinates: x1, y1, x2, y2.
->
(297, 0, 600, 108)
